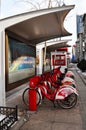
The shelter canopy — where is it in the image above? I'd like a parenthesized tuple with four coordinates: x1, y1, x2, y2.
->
(46, 40, 71, 53)
(6, 5, 74, 46)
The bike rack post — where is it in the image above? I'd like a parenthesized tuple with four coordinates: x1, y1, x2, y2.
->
(29, 88, 36, 111)
(29, 76, 41, 111)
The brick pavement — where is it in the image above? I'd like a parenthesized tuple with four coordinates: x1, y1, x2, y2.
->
(74, 69, 86, 130)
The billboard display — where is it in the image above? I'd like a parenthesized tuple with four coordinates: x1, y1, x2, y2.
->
(8, 37, 36, 84)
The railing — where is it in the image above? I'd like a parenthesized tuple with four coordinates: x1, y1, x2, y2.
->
(0, 105, 18, 130)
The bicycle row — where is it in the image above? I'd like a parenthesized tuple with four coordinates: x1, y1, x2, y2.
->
(22, 67, 78, 109)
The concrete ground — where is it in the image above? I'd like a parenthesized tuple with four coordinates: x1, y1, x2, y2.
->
(6, 64, 86, 130)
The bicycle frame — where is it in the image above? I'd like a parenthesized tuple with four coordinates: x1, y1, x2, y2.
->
(37, 81, 78, 101)
(52, 67, 75, 81)
(65, 71, 75, 79)
(38, 84, 57, 100)
(22, 71, 78, 109)
(55, 85, 78, 100)
(42, 71, 76, 89)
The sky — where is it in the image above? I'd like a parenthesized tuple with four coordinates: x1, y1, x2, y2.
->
(1, 0, 86, 18)
(0, 0, 86, 55)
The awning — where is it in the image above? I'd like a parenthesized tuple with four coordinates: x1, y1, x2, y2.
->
(46, 40, 71, 53)
(6, 5, 74, 45)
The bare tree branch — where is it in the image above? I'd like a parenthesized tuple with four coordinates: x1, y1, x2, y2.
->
(16, 0, 39, 10)
(15, 0, 66, 11)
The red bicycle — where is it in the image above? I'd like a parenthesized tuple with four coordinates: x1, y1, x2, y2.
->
(37, 81, 78, 109)
(22, 75, 78, 109)
(41, 67, 76, 89)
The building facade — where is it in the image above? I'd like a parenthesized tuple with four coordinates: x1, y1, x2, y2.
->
(76, 14, 86, 61)
(83, 14, 86, 60)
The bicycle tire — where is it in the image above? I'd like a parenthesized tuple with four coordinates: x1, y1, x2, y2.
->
(22, 87, 41, 107)
(57, 93, 77, 109)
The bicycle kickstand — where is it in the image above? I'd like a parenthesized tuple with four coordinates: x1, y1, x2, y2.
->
(52, 101, 56, 108)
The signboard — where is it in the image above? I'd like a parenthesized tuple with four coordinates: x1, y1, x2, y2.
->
(52, 54, 66, 66)
(51, 52, 67, 73)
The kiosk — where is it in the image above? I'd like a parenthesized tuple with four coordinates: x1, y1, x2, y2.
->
(51, 51, 67, 73)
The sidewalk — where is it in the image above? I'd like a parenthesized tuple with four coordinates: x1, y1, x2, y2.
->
(76, 68, 86, 85)
(68, 63, 86, 85)
(6, 64, 86, 130)
(9, 98, 82, 130)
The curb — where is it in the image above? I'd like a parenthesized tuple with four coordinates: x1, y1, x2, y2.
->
(76, 69, 86, 85)
(9, 111, 37, 130)
(9, 116, 25, 130)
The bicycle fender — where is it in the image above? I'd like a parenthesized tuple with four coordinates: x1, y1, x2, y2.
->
(38, 88, 43, 100)
(62, 77, 76, 87)
(55, 85, 78, 100)
(66, 71, 75, 76)
(62, 77, 74, 83)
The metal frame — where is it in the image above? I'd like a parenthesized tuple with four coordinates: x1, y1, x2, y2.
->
(0, 106, 18, 130)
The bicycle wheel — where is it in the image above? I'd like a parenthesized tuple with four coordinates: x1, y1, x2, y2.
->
(22, 87, 41, 107)
(57, 93, 77, 109)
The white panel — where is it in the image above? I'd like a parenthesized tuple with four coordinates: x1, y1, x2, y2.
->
(0, 5, 74, 29)
(0, 30, 6, 106)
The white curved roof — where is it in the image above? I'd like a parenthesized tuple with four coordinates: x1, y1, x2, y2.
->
(3, 5, 75, 45)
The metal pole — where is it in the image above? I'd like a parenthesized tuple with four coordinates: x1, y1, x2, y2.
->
(44, 41, 47, 65)
(79, 33, 83, 61)
(48, 0, 51, 8)
(0, 30, 6, 106)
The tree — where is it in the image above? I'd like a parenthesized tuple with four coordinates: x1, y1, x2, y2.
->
(16, 0, 65, 10)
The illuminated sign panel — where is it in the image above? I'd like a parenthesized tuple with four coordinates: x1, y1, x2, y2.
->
(8, 37, 36, 84)
(52, 54, 66, 66)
